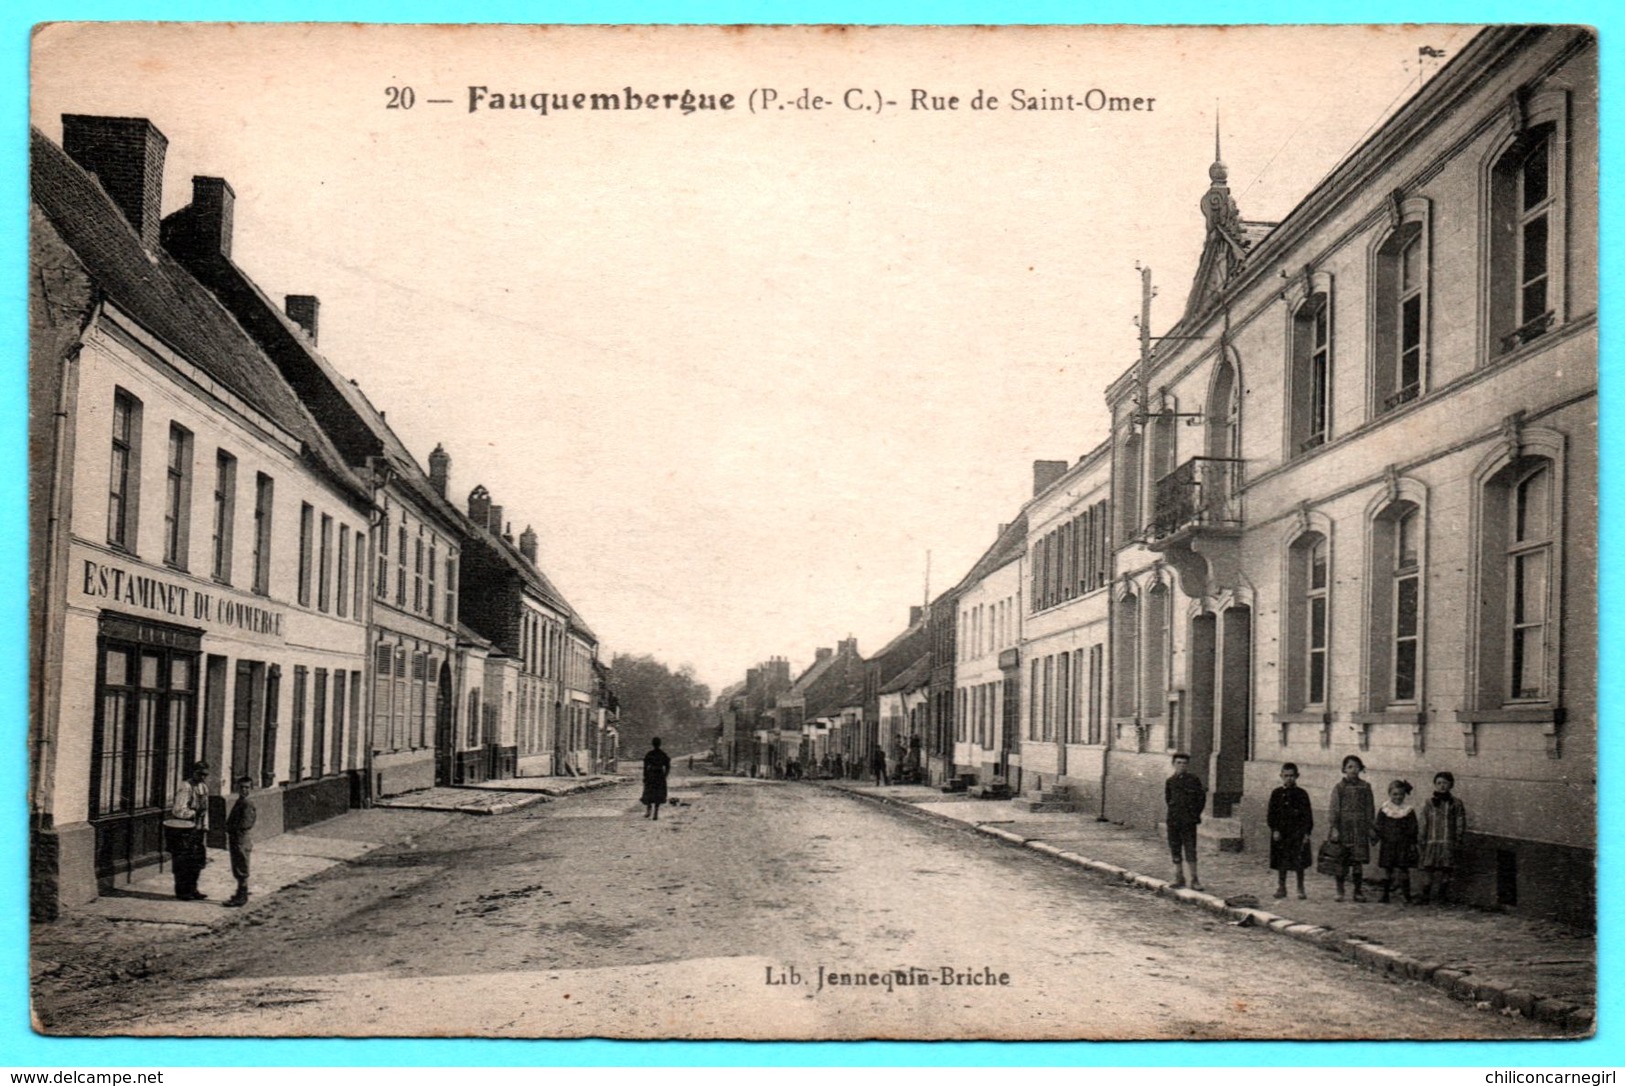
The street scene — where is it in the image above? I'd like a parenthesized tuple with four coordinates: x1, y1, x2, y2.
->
(27, 25, 1596, 1042)
(29, 760, 1584, 1039)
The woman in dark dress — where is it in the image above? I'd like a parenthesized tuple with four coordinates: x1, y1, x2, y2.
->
(641, 737, 672, 820)
(1268, 762, 1314, 900)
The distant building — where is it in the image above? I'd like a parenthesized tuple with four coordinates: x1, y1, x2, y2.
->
(1016, 442, 1112, 808)
(952, 512, 1029, 785)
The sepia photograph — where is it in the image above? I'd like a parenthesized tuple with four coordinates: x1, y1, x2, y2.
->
(26, 22, 1597, 1042)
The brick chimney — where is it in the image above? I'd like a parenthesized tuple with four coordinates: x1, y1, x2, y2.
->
(161, 175, 235, 260)
(467, 486, 491, 528)
(1033, 459, 1068, 496)
(909, 606, 924, 627)
(519, 525, 538, 565)
(62, 115, 168, 249)
(815, 647, 833, 662)
(285, 295, 319, 344)
(490, 506, 505, 535)
(838, 637, 859, 657)
(428, 444, 450, 497)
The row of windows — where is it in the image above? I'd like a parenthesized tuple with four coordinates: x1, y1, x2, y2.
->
(520, 610, 569, 681)
(1110, 457, 1559, 723)
(959, 594, 1016, 662)
(1027, 645, 1105, 745)
(1287, 125, 1562, 461)
(372, 641, 439, 754)
(110, 389, 365, 615)
(287, 665, 361, 782)
(955, 681, 1002, 750)
(376, 502, 458, 628)
(1116, 114, 1570, 546)
(1030, 499, 1111, 613)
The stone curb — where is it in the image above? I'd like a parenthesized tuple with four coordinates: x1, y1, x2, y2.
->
(826, 783, 1594, 1034)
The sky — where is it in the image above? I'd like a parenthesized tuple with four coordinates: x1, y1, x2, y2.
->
(31, 23, 1479, 696)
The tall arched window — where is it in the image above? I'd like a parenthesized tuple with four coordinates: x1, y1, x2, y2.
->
(1285, 531, 1331, 711)
(1290, 294, 1332, 454)
(1508, 463, 1553, 700)
(1486, 89, 1570, 356)
(1371, 199, 1431, 414)
(1364, 495, 1425, 710)
(1116, 427, 1143, 542)
(1465, 434, 1564, 724)
(1143, 581, 1168, 720)
(1113, 589, 1140, 718)
(1207, 359, 1240, 461)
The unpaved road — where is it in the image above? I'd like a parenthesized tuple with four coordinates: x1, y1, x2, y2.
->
(32, 765, 1552, 1040)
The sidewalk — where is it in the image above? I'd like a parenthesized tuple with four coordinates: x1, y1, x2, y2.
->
(822, 779, 1594, 1033)
(64, 807, 453, 929)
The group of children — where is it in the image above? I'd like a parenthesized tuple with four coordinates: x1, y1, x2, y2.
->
(1268, 754, 1468, 904)
(1163, 750, 1469, 906)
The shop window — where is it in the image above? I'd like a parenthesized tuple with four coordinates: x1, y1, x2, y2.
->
(92, 643, 197, 819)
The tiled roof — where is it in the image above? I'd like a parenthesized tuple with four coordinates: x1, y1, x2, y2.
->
(30, 128, 367, 501)
(878, 652, 930, 695)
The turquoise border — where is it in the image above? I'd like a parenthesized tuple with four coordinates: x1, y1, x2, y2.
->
(5, 0, 1618, 1068)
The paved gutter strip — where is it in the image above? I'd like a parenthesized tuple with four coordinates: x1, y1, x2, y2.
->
(826, 783, 1593, 1033)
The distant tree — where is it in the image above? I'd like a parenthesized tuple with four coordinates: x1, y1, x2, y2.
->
(609, 653, 712, 754)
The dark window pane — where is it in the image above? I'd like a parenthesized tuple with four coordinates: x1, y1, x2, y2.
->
(1310, 597, 1327, 649)
(1396, 575, 1419, 637)
(1522, 214, 1549, 280)
(1309, 654, 1326, 705)
(1522, 137, 1549, 210)
(1394, 641, 1417, 701)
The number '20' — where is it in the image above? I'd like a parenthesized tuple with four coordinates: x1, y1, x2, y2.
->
(385, 86, 415, 109)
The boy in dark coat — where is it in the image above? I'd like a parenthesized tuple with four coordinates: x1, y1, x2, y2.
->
(1165, 752, 1207, 891)
(224, 775, 257, 907)
(1267, 762, 1314, 900)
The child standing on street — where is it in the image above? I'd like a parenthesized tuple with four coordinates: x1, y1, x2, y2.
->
(1328, 755, 1376, 902)
(1419, 771, 1468, 905)
(1165, 751, 1207, 891)
(1375, 779, 1420, 904)
(224, 775, 257, 908)
(1267, 762, 1314, 900)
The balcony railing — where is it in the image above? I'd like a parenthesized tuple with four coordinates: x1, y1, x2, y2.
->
(1146, 457, 1244, 542)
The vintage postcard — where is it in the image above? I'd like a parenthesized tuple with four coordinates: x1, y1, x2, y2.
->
(27, 23, 1596, 1041)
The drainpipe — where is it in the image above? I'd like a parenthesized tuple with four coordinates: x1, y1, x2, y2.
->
(361, 456, 395, 806)
(31, 321, 89, 829)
